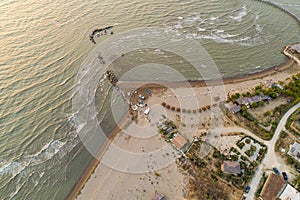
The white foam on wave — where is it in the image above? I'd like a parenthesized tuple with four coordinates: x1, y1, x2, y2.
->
(230, 5, 247, 22)
(165, 19, 265, 47)
(183, 14, 201, 25)
(0, 160, 30, 178)
(1, 130, 81, 200)
(256, 24, 262, 33)
(197, 27, 206, 32)
(210, 16, 217, 21)
(43, 140, 66, 160)
(214, 30, 239, 39)
(59, 79, 68, 86)
(39, 171, 45, 178)
(67, 112, 75, 126)
(0, 161, 10, 174)
(174, 23, 183, 29)
(29, 140, 54, 158)
(177, 16, 184, 20)
(153, 49, 164, 55)
(0, 140, 66, 179)
(0, 131, 79, 179)
(194, 32, 264, 47)
(76, 122, 87, 132)
(254, 15, 263, 35)
(9, 177, 28, 199)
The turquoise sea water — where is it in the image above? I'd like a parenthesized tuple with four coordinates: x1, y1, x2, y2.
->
(0, 0, 299, 199)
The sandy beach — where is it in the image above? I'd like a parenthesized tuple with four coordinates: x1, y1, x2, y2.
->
(76, 119, 186, 200)
(68, 59, 300, 200)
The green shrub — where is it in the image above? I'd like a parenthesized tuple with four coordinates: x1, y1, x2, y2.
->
(287, 156, 295, 165)
(259, 148, 266, 155)
(213, 150, 221, 158)
(264, 111, 271, 116)
(214, 161, 221, 168)
(250, 145, 257, 152)
(237, 142, 245, 149)
(245, 149, 253, 157)
(211, 174, 218, 182)
(259, 101, 265, 107)
(255, 85, 262, 91)
(241, 155, 247, 161)
(251, 102, 258, 108)
(231, 154, 239, 161)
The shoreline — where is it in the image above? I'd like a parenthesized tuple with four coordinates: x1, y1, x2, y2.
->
(67, 58, 297, 200)
(66, 115, 130, 200)
(117, 59, 295, 89)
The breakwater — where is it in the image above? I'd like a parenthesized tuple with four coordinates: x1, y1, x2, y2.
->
(255, 0, 300, 24)
(89, 26, 114, 44)
(283, 44, 300, 64)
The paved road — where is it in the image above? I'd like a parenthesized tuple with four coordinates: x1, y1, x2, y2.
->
(245, 102, 300, 200)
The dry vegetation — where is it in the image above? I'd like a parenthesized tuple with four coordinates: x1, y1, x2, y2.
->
(178, 156, 238, 200)
(275, 131, 294, 152)
(248, 97, 287, 126)
(177, 142, 243, 200)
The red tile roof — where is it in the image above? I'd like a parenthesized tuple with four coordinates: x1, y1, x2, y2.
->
(260, 173, 286, 200)
(171, 134, 187, 149)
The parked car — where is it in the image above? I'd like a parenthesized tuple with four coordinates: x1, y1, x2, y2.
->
(273, 167, 280, 175)
(244, 185, 251, 193)
(282, 172, 288, 181)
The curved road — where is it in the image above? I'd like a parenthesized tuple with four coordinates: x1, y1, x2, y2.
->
(246, 102, 300, 200)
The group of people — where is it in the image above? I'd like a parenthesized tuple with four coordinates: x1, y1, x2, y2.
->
(89, 26, 114, 44)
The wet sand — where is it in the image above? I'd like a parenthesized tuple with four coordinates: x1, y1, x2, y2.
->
(66, 116, 131, 200)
